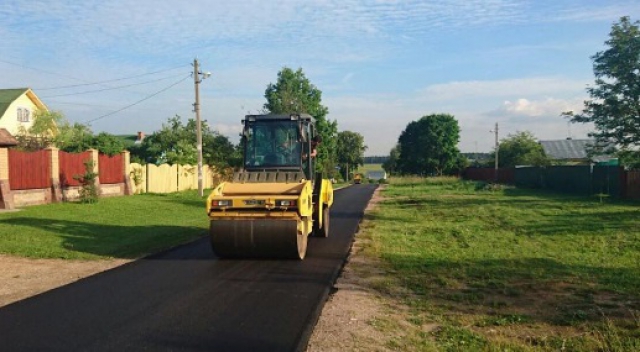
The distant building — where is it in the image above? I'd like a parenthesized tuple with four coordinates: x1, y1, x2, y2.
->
(135, 131, 145, 144)
(366, 170, 387, 180)
(539, 138, 613, 164)
(0, 88, 48, 138)
(0, 128, 18, 147)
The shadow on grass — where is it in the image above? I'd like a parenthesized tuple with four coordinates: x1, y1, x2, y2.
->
(137, 192, 207, 209)
(385, 253, 640, 326)
(2, 217, 206, 259)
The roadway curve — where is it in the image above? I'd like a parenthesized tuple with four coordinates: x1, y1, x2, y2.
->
(0, 184, 377, 352)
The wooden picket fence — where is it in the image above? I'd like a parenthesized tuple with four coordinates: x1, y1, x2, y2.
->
(128, 163, 218, 194)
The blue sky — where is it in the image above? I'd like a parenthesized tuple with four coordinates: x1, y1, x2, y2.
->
(2, 0, 639, 155)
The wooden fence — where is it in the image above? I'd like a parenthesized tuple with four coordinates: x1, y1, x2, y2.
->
(0, 147, 131, 209)
(623, 170, 640, 199)
(1, 146, 230, 208)
(59, 151, 91, 187)
(128, 163, 217, 194)
(99, 153, 124, 184)
(8, 149, 51, 190)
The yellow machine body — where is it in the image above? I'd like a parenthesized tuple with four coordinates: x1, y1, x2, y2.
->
(205, 113, 334, 260)
(206, 177, 333, 259)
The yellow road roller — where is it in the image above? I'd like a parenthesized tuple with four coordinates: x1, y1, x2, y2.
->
(206, 113, 333, 259)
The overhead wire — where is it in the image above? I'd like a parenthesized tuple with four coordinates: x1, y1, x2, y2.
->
(34, 65, 188, 90)
(40, 72, 189, 98)
(0, 58, 188, 92)
(85, 74, 191, 125)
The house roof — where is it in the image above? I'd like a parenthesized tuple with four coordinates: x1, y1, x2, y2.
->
(0, 88, 28, 118)
(0, 128, 18, 147)
(0, 88, 47, 119)
(539, 139, 611, 161)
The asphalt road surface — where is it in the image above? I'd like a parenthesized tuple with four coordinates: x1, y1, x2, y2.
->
(0, 184, 377, 352)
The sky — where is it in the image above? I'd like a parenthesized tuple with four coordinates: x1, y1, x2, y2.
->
(2, 0, 640, 155)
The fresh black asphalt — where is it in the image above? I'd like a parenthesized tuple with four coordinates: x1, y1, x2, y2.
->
(0, 184, 377, 352)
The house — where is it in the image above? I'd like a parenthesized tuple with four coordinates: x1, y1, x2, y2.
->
(539, 138, 613, 164)
(0, 88, 48, 139)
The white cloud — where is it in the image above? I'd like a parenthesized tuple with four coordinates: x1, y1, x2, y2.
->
(418, 77, 588, 102)
(497, 97, 582, 118)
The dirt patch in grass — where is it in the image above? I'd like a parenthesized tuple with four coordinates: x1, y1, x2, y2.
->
(0, 254, 130, 308)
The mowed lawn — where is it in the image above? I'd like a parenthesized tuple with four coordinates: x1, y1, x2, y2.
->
(0, 191, 209, 259)
(360, 177, 640, 351)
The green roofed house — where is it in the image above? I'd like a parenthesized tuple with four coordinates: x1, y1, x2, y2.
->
(0, 88, 48, 141)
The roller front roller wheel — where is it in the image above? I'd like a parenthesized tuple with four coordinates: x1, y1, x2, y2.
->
(210, 219, 306, 259)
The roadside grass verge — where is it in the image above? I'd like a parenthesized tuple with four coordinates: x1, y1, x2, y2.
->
(359, 177, 640, 351)
(0, 191, 209, 259)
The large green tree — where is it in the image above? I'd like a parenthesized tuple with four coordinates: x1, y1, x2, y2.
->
(396, 113, 461, 176)
(54, 121, 94, 152)
(264, 67, 338, 174)
(16, 109, 63, 150)
(567, 16, 640, 166)
(135, 115, 239, 168)
(335, 131, 367, 181)
(16, 110, 125, 155)
(490, 131, 550, 167)
(382, 144, 400, 175)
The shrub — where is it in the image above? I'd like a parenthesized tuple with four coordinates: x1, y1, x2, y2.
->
(74, 159, 99, 203)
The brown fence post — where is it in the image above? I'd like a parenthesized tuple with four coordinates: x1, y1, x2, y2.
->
(47, 147, 62, 202)
(0, 147, 14, 209)
(122, 150, 133, 195)
(88, 149, 101, 194)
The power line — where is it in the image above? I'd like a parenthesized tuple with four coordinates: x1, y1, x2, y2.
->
(40, 72, 188, 98)
(0, 58, 83, 83)
(35, 65, 188, 90)
(0, 58, 188, 92)
(85, 74, 191, 125)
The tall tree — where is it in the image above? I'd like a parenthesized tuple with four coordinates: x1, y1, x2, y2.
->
(567, 16, 640, 166)
(490, 131, 550, 167)
(383, 144, 400, 175)
(136, 115, 238, 168)
(335, 131, 367, 181)
(16, 109, 63, 150)
(264, 67, 337, 173)
(396, 113, 461, 176)
(91, 132, 126, 156)
(55, 121, 94, 153)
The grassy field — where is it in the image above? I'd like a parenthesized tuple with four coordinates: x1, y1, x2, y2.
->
(359, 177, 640, 351)
(356, 163, 385, 176)
(0, 191, 208, 259)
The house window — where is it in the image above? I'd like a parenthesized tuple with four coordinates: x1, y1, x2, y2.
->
(17, 107, 30, 122)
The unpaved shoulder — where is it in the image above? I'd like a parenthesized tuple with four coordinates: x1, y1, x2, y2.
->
(0, 255, 130, 307)
(307, 185, 414, 352)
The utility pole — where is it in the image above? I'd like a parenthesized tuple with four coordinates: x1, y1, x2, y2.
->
(492, 122, 499, 182)
(193, 58, 210, 197)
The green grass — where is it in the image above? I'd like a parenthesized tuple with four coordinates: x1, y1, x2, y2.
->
(360, 177, 640, 351)
(357, 163, 384, 174)
(0, 191, 209, 259)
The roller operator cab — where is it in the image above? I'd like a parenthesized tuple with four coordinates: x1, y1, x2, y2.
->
(206, 113, 333, 260)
